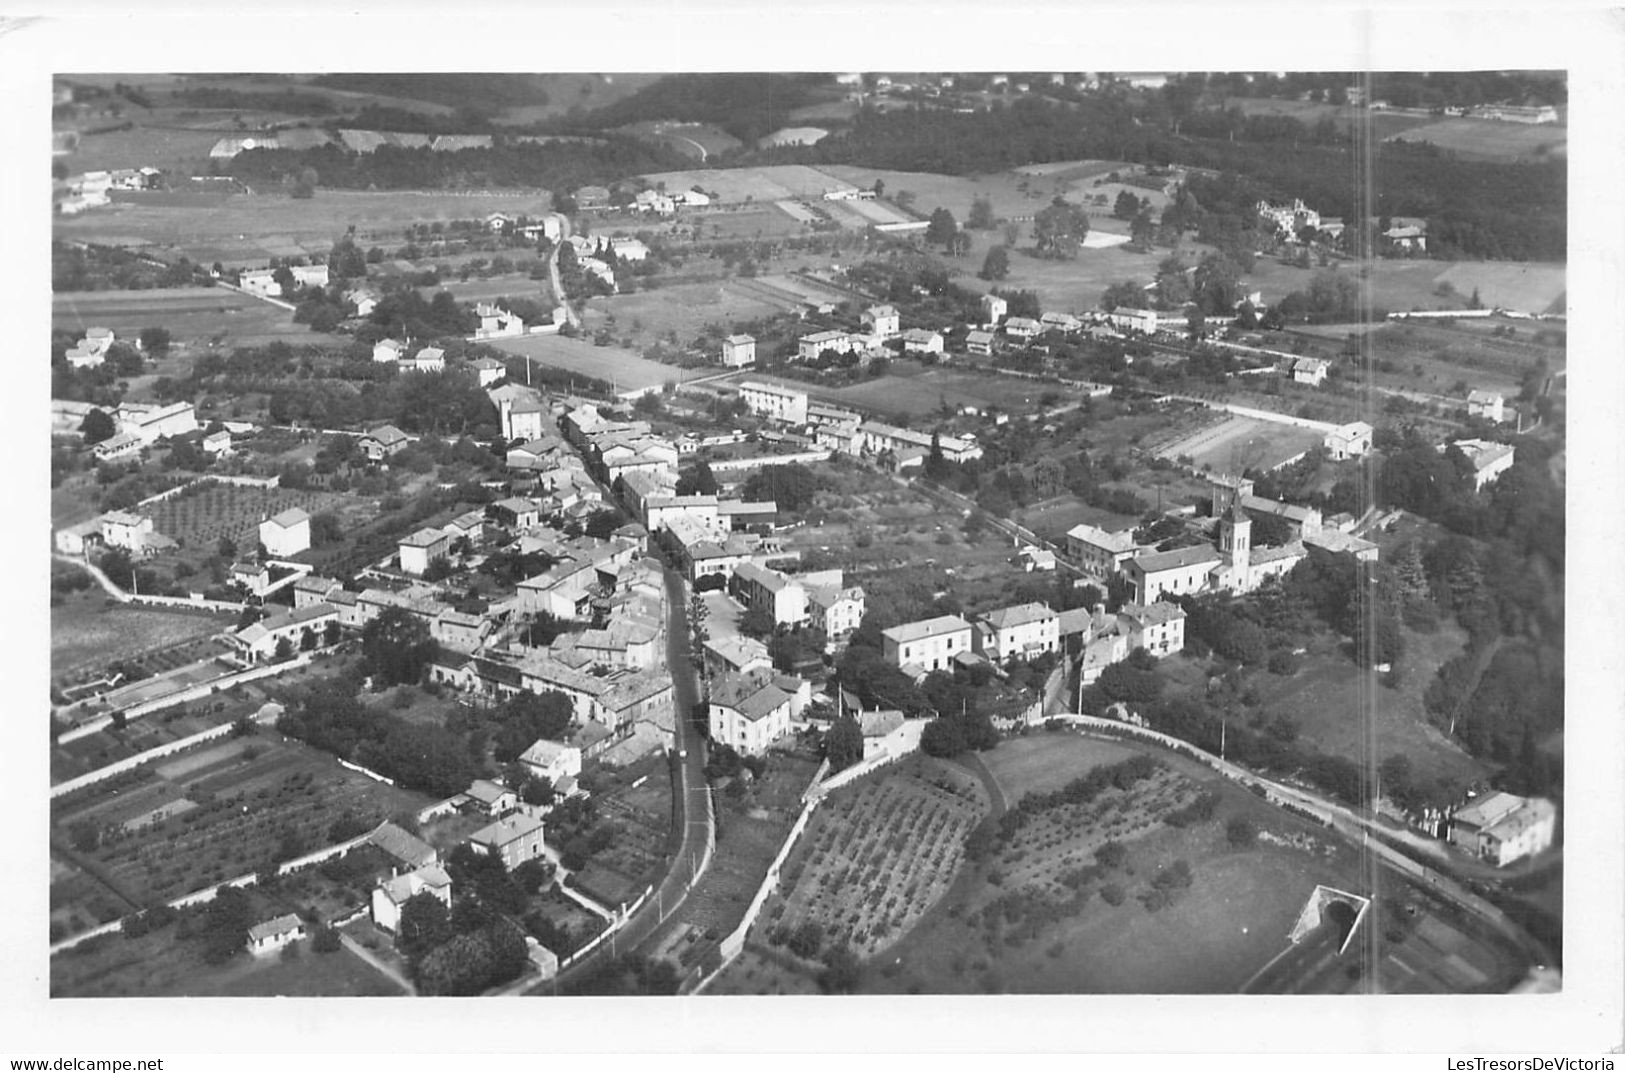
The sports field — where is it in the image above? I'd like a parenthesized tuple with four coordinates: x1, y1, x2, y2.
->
(487, 332, 680, 395)
(54, 189, 554, 265)
(1154, 415, 1325, 474)
(1386, 118, 1566, 160)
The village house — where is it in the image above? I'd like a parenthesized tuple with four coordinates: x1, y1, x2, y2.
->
(1323, 421, 1373, 461)
(247, 914, 305, 956)
(730, 562, 809, 627)
(1004, 316, 1042, 341)
(360, 424, 411, 461)
(433, 610, 490, 653)
(739, 380, 809, 425)
(474, 303, 525, 340)
(1291, 357, 1330, 386)
(859, 709, 912, 761)
(902, 328, 945, 356)
(702, 635, 774, 680)
(371, 865, 452, 933)
(797, 330, 854, 362)
(1467, 390, 1506, 423)
(708, 671, 810, 756)
(520, 738, 584, 790)
(347, 288, 380, 317)
(117, 401, 198, 446)
(1105, 308, 1159, 335)
(882, 615, 973, 676)
(1065, 522, 1144, 582)
(99, 510, 153, 552)
(499, 396, 548, 443)
(1116, 601, 1187, 657)
(202, 429, 233, 456)
(966, 329, 996, 356)
(468, 813, 546, 870)
(807, 583, 865, 642)
(857, 421, 983, 464)
(862, 304, 901, 338)
(400, 346, 446, 374)
(398, 527, 454, 576)
(372, 338, 404, 363)
(1448, 792, 1556, 866)
(468, 356, 507, 387)
(462, 778, 517, 817)
(231, 603, 338, 661)
(1040, 312, 1082, 335)
(721, 334, 756, 368)
(1447, 439, 1516, 491)
(259, 508, 311, 559)
(973, 602, 1060, 663)
(980, 293, 1007, 327)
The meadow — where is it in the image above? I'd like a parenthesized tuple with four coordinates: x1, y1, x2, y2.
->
(52, 287, 343, 350)
(1386, 118, 1567, 161)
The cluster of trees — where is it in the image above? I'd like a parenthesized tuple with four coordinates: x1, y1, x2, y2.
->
(53, 242, 214, 292)
(275, 676, 474, 798)
(580, 73, 827, 145)
(1031, 196, 1091, 260)
(311, 73, 555, 120)
(741, 462, 822, 513)
(229, 138, 685, 197)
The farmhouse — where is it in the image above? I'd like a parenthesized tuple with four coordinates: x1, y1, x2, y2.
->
(54, 518, 103, 556)
(247, 914, 305, 956)
(360, 424, 411, 461)
(399, 527, 454, 576)
(99, 510, 153, 552)
(708, 671, 810, 756)
(372, 338, 404, 363)
(1447, 439, 1516, 491)
(347, 288, 380, 317)
(1448, 793, 1556, 866)
(721, 334, 756, 368)
(1467, 390, 1506, 423)
(882, 615, 973, 676)
(202, 430, 233, 456)
(259, 508, 311, 558)
(1380, 217, 1428, 252)
(468, 813, 546, 870)
(973, 602, 1060, 663)
(463, 778, 517, 817)
(738, 380, 808, 425)
(1323, 421, 1373, 461)
(858, 709, 912, 761)
(371, 865, 452, 934)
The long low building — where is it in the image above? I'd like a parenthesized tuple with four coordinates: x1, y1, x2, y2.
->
(856, 421, 983, 464)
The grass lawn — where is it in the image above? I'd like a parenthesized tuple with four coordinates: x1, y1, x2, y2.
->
(580, 278, 786, 350)
(1386, 118, 1566, 161)
(51, 286, 345, 350)
(51, 594, 229, 678)
(208, 941, 405, 996)
(980, 734, 1141, 799)
(1249, 621, 1493, 792)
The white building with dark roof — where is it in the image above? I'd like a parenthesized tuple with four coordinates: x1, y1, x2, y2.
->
(721, 334, 757, 368)
(1115, 602, 1186, 658)
(1323, 421, 1373, 461)
(708, 672, 810, 755)
(1447, 439, 1516, 491)
(1065, 522, 1144, 582)
(1467, 390, 1506, 423)
(973, 602, 1059, 663)
(1448, 792, 1556, 866)
(881, 615, 973, 675)
(739, 380, 808, 426)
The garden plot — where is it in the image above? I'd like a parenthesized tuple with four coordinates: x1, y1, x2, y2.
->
(147, 482, 347, 558)
(764, 760, 989, 961)
(52, 598, 233, 681)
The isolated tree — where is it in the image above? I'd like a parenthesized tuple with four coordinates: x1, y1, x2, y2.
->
(137, 327, 172, 355)
(79, 408, 116, 445)
(923, 431, 952, 481)
(360, 606, 440, 686)
(1113, 189, 1142, 219)
(822, 716, 864, 772)
(675, 460, 719, 496)
(978, 245, 1010, 282)
(1032, 196, 1090, 260)
(1100, 281, 1143, 312)
(968, 195, 996, 230)
(925, 207, 958, 250)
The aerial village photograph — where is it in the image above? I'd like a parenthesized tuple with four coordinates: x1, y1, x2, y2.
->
(27, 27, 1615, 1054)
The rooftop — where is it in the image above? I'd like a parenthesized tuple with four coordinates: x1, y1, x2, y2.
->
(1131, 544, 1223, 573)
(981, 602, 1057, 630)
(266, 507, 309, 529)
(882, 615, 972, 645)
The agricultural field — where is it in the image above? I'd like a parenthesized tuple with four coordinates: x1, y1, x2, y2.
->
(54, 189, 554, 267)
(616, 120, 742, 160)
(818, 162, 1145, 231)
(1243, 258, 1565, 319)
(51, 730, 433, 913)
(147, 482, 349, 561)
(742, 362, 1080, 420)
(637, 164, 856, 203)
(854, 732, 1382, 994)
(1152, 414, 1326, 474)
(1386, 118, 1567, 161)
(51, 287, 344, 350)
(759, 756, 989, 960)
(567, 755, 674, 910)
(486, 332, 680, 395)
(686, 203, 812, 241)
(51, 594, 232, 680)
(978, 240, 1170, 315)
(1222, 97, 1438, 140)
(1428, 262, 1566, 316)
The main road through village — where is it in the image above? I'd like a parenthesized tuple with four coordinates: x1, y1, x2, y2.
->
(528, 564, 712, 993)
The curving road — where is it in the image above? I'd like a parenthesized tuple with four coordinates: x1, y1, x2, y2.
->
(530, 564, 712, 993)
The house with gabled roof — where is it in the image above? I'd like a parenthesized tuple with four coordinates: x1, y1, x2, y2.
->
(882, 615, 973, 676)
(360, 424, 411, 461)
(973, 602, 1059, 663)
(708, 671, 810, 755)
(468, 812, 546, 870)
(259, 507, 310, 558)
(247, 914, 305, 956)
(371, 864, 452, 933)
